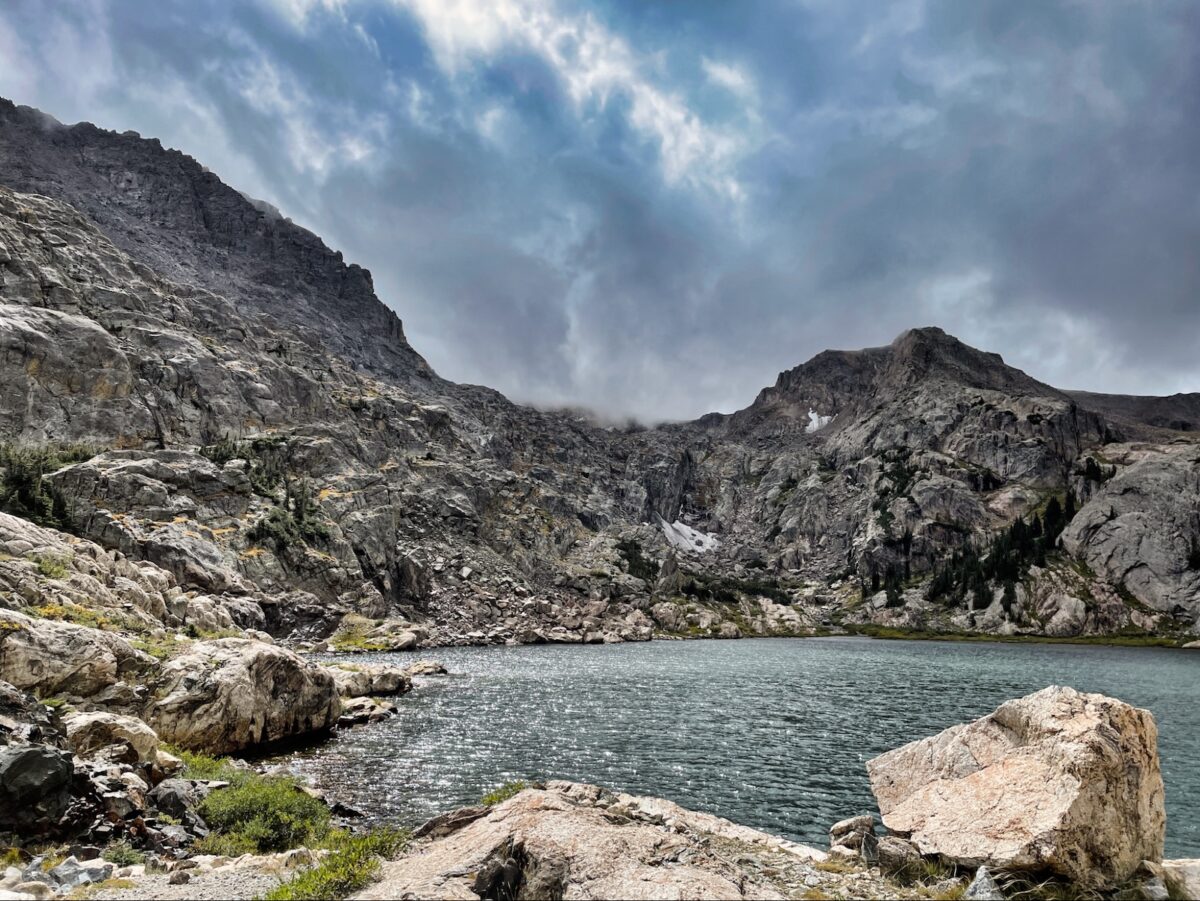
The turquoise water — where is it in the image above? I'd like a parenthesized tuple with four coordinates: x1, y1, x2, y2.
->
(281, 637, 1200, 857)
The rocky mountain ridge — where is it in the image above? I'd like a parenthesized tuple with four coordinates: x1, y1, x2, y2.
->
(0, 96, 1197, 659)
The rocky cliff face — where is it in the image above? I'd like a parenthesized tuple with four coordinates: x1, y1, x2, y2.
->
(0, 97, 1197, 654)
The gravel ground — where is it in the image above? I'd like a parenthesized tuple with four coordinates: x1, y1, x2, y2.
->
(93, 870, 287, 900)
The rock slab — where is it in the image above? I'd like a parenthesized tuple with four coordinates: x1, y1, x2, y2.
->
(359, 780, 826, 900)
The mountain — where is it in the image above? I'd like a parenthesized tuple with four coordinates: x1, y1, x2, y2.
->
(0, 98, 1197, 650)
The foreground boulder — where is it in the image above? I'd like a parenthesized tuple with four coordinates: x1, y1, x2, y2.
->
(867, 686, 1164, 888)
(360, 780, 830, 900)
(146, 638, 340, 754)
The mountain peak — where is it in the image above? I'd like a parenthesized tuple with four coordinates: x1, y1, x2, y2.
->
(0, 97, 435, 387)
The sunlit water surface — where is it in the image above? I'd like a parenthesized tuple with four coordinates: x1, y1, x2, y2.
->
(275, 637, 1200, 857)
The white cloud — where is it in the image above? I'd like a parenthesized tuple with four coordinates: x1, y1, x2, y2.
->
(702, 57, 755, 100)
(228, 53, 383, 181)
(262, 0, 349, 29)
(395, 0, 753, 201)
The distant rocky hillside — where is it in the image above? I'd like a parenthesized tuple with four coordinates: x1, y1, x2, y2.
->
(0, 96, 1197, 650)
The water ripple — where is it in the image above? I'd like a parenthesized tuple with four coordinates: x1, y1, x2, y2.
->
(275, 637, 1200, 857)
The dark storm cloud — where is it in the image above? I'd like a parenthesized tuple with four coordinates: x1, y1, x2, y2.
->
(0, 0, 1196, 420)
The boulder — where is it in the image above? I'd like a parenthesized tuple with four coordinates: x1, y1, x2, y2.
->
(327, 664, 412, 698)
(829, 813, 874, 846)
(867, 686, 1164, 888)
(963, 866, 1004, 901)
(337, 696, 397, 727)
(48, 857, 114, 889)
(0, 610, 153, 697)
(0, 745, 73, 833)
(0, 679, 62, 746)
(62, 711, 158, 764)
(1163, 860, 1200, 900)
(875, 835, 921, 879)
(145, 638, 340, 753)
(404, 660, 447, 677)
(147, 778, 200, 820)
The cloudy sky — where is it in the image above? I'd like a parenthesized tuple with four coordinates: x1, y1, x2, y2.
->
(1, 1, 1197, 421)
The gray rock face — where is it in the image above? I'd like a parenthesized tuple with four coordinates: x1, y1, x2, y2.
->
(0, 96, 1195, 653)
(0, 609, 153, 697)
(1063, 443, 1200, 620)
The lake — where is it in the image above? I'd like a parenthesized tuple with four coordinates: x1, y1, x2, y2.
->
(278, 637, 1200, 857)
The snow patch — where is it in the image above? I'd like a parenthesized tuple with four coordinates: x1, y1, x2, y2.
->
(660, 517, 720, 554)
(805, 409, 833, 433)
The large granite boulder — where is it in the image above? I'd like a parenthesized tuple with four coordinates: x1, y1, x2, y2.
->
(867, 686, 1165, 888)
(0, 610, 154, 697)
(145, 638, 340, 754)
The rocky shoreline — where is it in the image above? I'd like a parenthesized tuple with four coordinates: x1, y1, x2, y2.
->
(3, 684, 1193, 901)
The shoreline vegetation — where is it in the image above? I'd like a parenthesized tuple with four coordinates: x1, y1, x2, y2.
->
(644, 624, 1192, 649)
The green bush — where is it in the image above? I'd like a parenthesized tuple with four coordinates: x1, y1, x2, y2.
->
(32, 553, 71, 579)
(162, 746, 248, 783)
(248, 481, 329, 553)
(263, 829, 408, 901)
(101, 841, 145, 867)
(480, 780, 527, 807)
(198, 776, 331, 853)
(200, 435, 288, 496)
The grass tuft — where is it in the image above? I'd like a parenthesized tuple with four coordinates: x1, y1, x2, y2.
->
(480, 780, 528, 807)
(262, 828, 408, 901)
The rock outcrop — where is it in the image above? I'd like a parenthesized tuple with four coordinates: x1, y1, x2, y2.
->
(360, 780, 853, 901)
(146, 638, 340, 753)
(866, 686, 1165, 888)
(1063, 442, 1200, 617)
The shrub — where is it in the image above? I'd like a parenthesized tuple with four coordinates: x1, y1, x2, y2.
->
(198, 776, 331, 853)
(200, 435, 288, 496)
(263, 828, 408, 901)
(248, 482, 329, 554)
(101, 842, 145, 867)
(480, 780, 527, 807)
(328, 615, 390, 653)
(33, 553, 70, 580)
